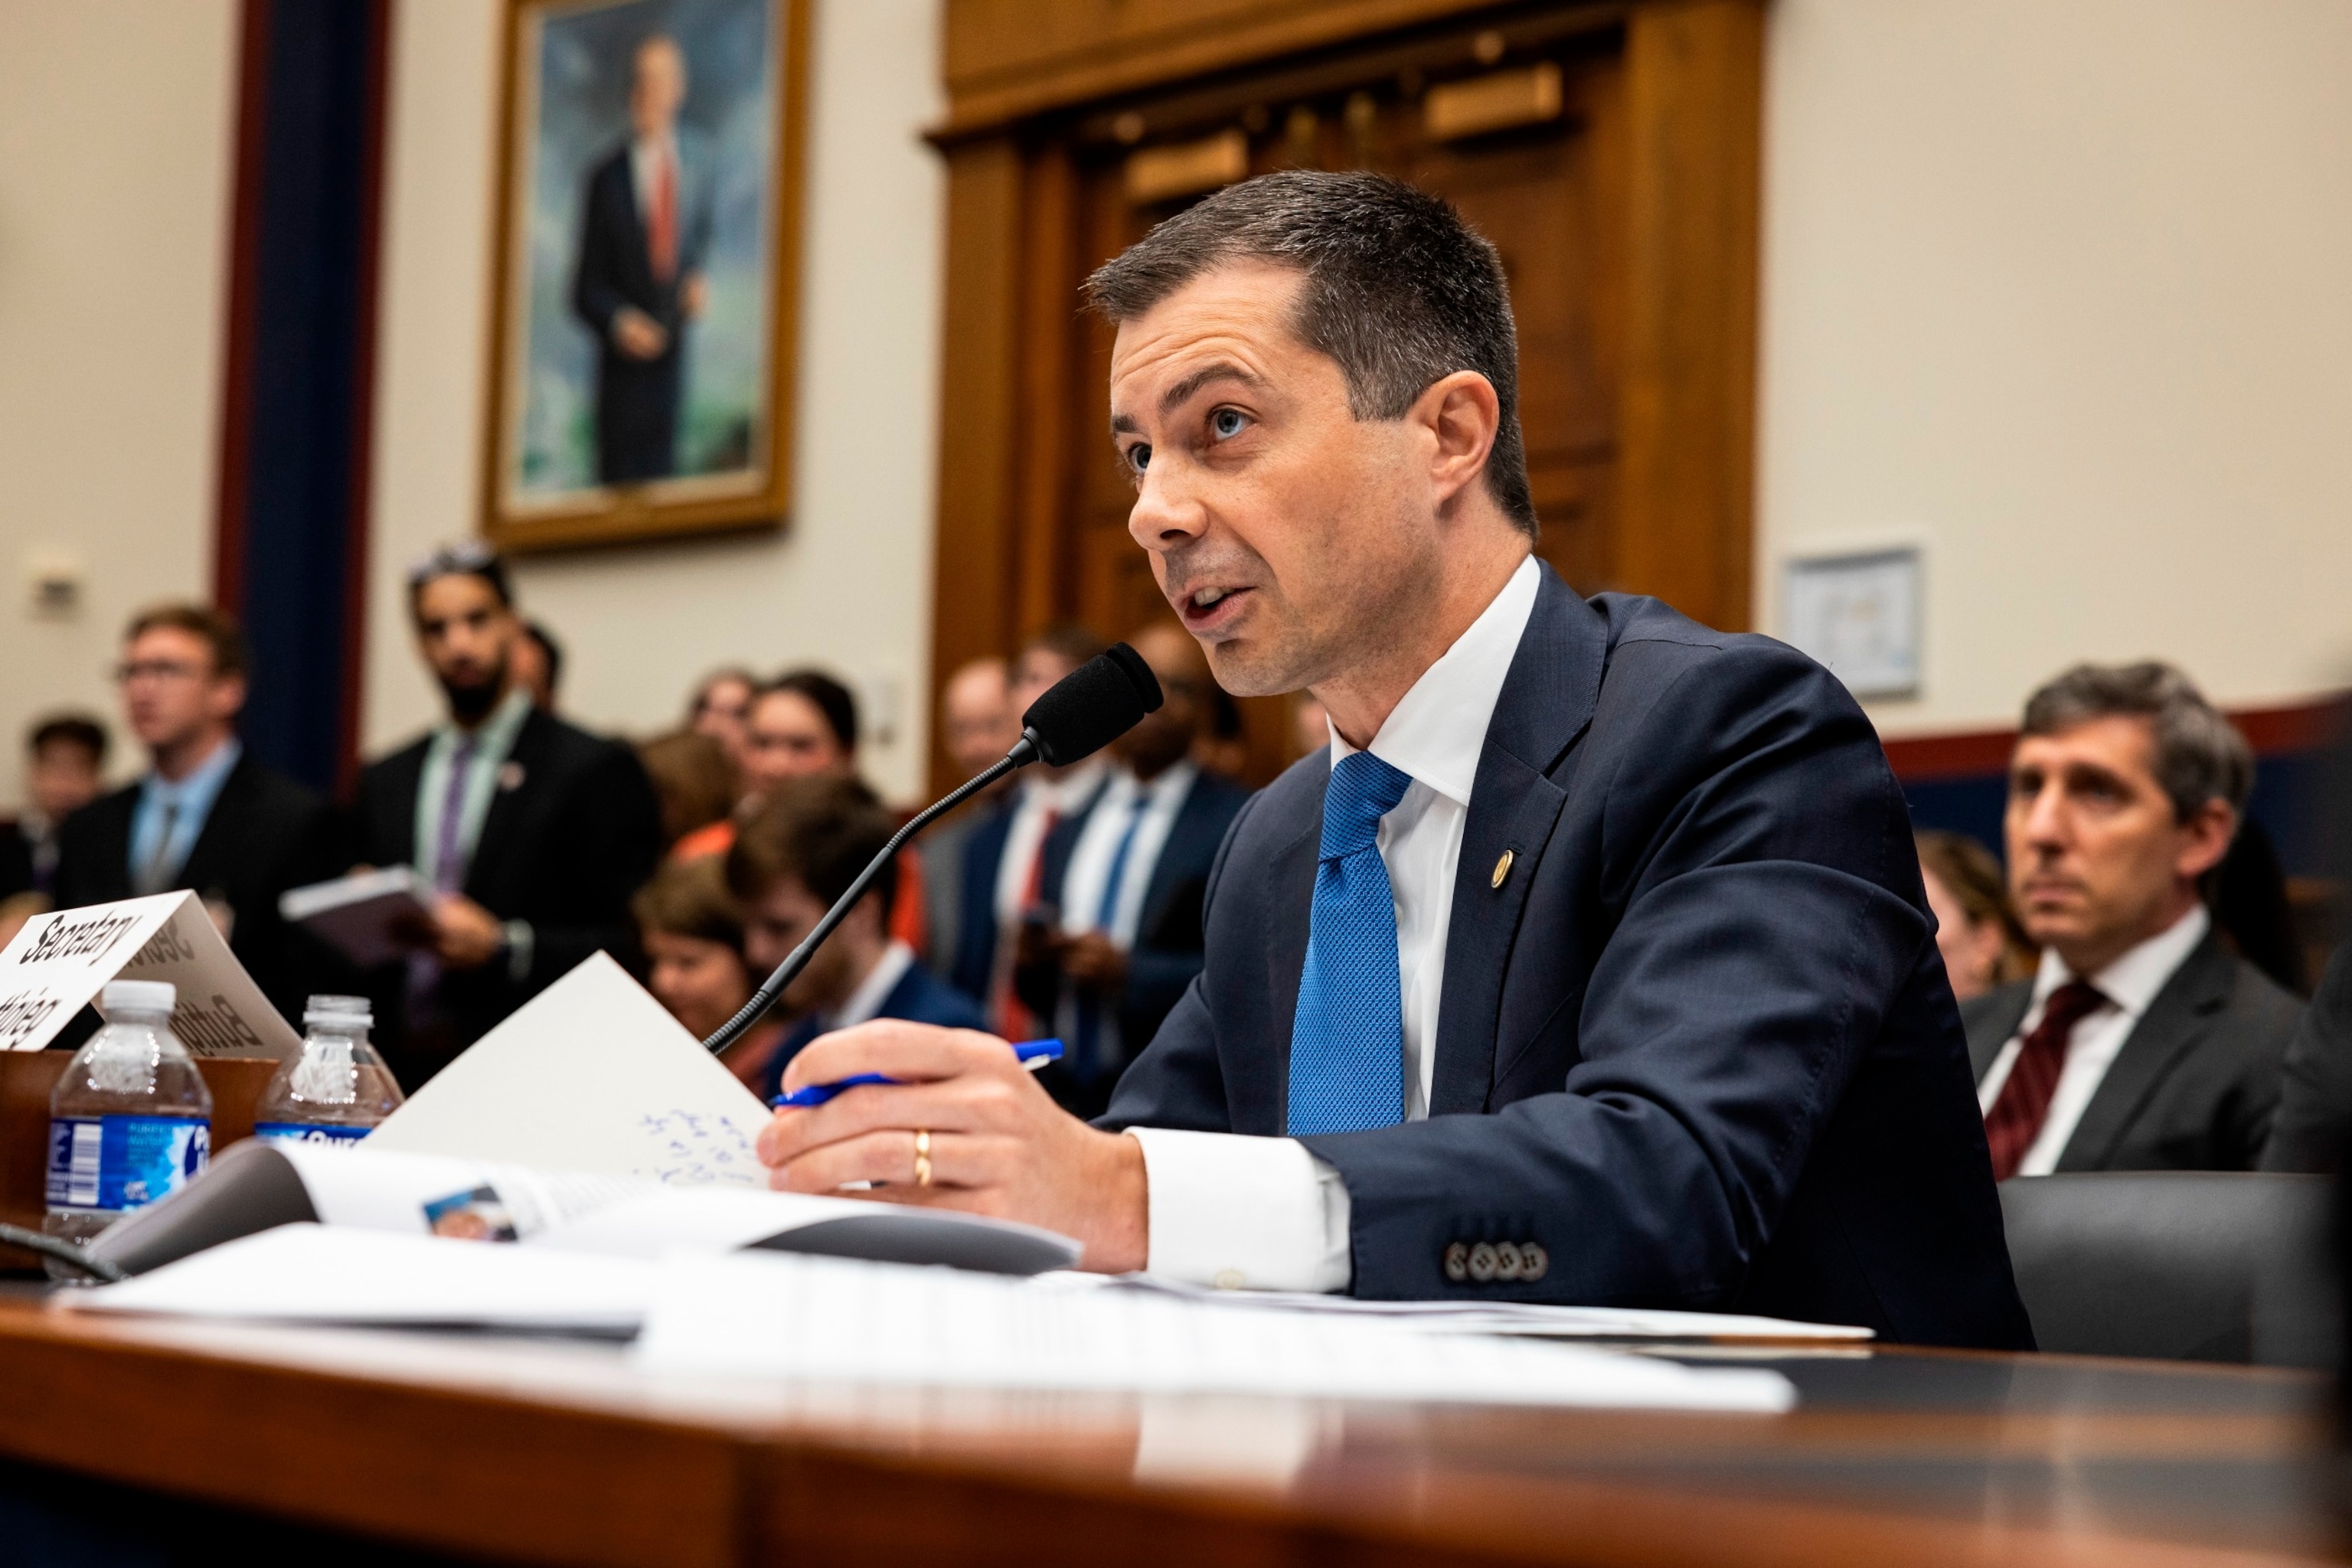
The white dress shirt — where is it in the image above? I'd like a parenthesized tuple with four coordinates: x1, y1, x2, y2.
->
(991, 761, 1109, 928)
(832, 939, 917, 1031)
(1128, 556, 1542, 1292)
(1977, 903, 2210, 1176)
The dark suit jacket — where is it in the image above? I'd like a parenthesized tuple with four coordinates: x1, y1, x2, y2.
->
(570, 137, 714, 346)
(1962, 929, 2302, 1173)
(755, 959, 989, 1102)
(354, 708, 662, 1073)
(51, 754, 344, 1023)
(946, 776, 1114, 1013)
(1033, 768, 1251, 1057)
(0, 823, 31, 902)
(2264, 942, 2352, 1172)
(1102, 567, 2033, 1348)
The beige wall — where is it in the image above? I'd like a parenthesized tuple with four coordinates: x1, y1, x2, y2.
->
(1757, 0, 2352, 734)
(366, 0, 945, 802)
(0, 0, 240, 810)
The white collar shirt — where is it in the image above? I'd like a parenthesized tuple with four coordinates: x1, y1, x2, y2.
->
(629, 131, 678, 230)
(991, 760, 1109, 928)
(1127, 554, 1541, 1292)
(831, 939, 917, 1032)
(1058, 760, 1199, 949)
(1977, 903, 2210, 1177)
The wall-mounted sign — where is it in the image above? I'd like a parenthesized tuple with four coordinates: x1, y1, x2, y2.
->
(1783, 547, 1922, 700)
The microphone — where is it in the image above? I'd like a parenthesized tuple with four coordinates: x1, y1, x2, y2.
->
(702, 644, 1163, 1056)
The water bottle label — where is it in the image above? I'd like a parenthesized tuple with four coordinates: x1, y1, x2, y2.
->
(44, 1116, 210, 1212)
(253, 1122, 371, 1147)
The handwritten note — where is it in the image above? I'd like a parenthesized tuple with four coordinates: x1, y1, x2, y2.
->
(366, 953, 773, 1186)
(0, 893, 299, 1059)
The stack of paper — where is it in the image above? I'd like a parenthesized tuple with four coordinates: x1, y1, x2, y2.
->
(634, 1251, 1799, 1412)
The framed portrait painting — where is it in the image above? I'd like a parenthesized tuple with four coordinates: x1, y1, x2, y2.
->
(481, 0, 808, 551)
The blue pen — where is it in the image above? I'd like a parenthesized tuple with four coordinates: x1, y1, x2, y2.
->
(771, 1037, 1064, 1109)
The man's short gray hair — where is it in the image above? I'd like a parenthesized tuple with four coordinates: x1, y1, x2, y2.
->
(2020, 662, 2253, 821)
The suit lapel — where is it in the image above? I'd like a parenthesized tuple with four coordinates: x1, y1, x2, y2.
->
(2056, 933, 2234, 1171)
(1428, 567, 1607, 1116)
(178, 757, 255, 893)
(465, 710, 547, 900)
(1259, 774, 1325, 1132)
(1968, 984, 2034, 1080)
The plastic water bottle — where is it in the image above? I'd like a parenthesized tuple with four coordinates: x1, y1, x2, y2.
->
(44, 979, 214, 1274)
(252, 994, 404, 1147)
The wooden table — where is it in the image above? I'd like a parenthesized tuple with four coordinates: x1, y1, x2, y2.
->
(0, 1292, 2340, 1567)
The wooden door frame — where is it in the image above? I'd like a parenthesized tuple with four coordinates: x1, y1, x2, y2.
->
(925, 0, 1762, 797)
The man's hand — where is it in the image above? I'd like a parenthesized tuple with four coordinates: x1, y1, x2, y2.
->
(681, 272, 708, 318)
(429, 894, 505, 969)
(1058, 931, 1127, 991)
(756, 1021, 1148, 1273)
(612, 306, 668, 359)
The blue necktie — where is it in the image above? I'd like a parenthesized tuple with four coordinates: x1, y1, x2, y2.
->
(1286, 751, 1413, 1135)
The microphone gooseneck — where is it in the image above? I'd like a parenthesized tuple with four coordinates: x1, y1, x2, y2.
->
(701, 645, 1165, 1058)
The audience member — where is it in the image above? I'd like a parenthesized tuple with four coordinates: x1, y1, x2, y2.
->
(638, 729, 737, 849)
(634, 854, 782, 1089)
(726, 776, 984, 1102)
(2211, 818, 2308, 994)
(512, 619, 564, 711)
(919, 658, 1019, 974)
(2265, 942, 2352, 1171)
(687, 667, 756, 773)
(742, 669, 858, 800)
(1916, 830, 2034, 1001)
(2, 714, 108, 901)
(352, 544, 662, 1084)
(1964, 662, 2302, 1175)
(1193, 681, 1250, 781)
(1018, 622, 1248, 1115)
(949, 626, 1112, 1038)
(52, 605, 341, 1021)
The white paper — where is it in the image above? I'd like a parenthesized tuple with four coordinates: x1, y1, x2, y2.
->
(364, 952, 772, 1186)
(1107, 1277, 1873, 1343)
(0, 891, 300, 1058)
(635, 1252, 1798, 1413)
(67, 1223, 655, 1331)
(278, 867, 436, 968)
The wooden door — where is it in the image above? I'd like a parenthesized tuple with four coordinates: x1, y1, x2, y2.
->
(929, 1, 1762, 797)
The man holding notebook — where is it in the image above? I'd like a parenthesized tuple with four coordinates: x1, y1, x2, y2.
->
(757, 172, 2031, 1347)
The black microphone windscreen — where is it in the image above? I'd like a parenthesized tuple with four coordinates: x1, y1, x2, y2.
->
(1022, 642, 1164, 766)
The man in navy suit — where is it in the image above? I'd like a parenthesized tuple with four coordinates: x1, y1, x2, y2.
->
(570, 34, 714, 483)
(1021, 622, 1248, 1116)
(756, 172, 2030, 1347)
(728, 775, 985, 1103)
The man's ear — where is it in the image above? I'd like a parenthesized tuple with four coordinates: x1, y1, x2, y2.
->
(1412, 370, 1501, 509)
(2175, 799, 2237, 884)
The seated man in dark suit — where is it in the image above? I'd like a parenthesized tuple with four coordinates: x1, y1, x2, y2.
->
(53, 605, 341, 1022)
(354, 545, 663, 1084)
(755, 172, 2030, 1346)
(725, 776, 985, 1102)
(1963, 663, 2302, 1175)
(1020, 622, 1248, 1116)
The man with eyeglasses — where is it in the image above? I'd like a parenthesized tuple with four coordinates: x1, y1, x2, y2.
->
(351, 545, 662, 1083)
(52, 603, 340, 1022)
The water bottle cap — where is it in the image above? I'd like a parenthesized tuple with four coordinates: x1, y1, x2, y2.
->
(304, 993, 374, 1029)
(100, 979, 177, 1017)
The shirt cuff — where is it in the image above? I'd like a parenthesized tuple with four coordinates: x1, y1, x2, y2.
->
(501, 920, 534, 985)
(1125, 1127, 1352, 1293)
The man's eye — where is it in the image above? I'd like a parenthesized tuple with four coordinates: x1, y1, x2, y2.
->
(1126, 443, 1152, 474)
(1210, 408, 1248, 439)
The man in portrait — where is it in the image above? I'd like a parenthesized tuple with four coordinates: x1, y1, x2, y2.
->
(570, 34, 714, 484)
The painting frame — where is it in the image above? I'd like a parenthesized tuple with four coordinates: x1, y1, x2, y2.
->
(479, 0, 809, 553)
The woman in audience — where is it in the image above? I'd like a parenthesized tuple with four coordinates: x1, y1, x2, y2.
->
(685, 666, 758, 774)
(633, 855, 788, 1089)
(637, 730, 738, 852)
(1916, 830, 2036, 1001)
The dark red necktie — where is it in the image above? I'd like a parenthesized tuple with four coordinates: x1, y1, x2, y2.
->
(649, 149, 677, 283)
(1982, 979, 2108, 1181)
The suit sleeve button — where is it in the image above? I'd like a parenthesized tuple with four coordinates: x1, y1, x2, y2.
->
(1443, 1242, 1468, 1282)
(1519, 1243, 1548, 1281)
(1494, 1243, 1523, 1281)
(1468, 1243, 1498, 1282)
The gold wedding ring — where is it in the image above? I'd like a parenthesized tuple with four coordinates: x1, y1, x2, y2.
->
(913, 1128, 933, 1187)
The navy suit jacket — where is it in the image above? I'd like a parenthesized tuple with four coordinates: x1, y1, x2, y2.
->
(1034, 769, 1251, 1056)
(756, 959, 988, 1102)
(1102, 567, 2033, 1349)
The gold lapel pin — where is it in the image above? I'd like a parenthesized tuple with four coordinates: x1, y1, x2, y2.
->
(1491, 849, 1514, 890)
